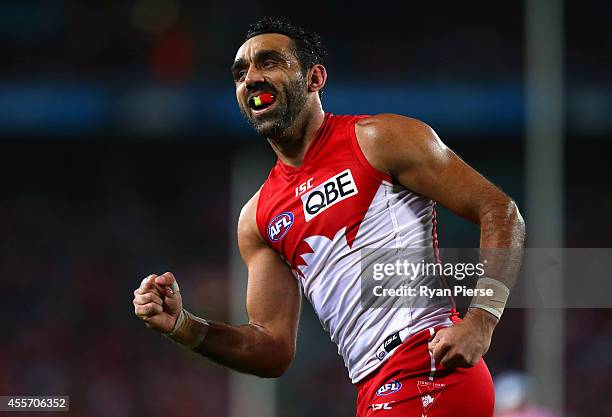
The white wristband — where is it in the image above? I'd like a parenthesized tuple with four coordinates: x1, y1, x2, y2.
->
(469, 277, 510, 320)
(165, 308, 209, 349)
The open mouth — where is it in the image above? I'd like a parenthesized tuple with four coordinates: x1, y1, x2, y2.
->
(248, 92, 276, 111)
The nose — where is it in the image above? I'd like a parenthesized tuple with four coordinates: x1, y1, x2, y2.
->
(244, 65, 265, 88)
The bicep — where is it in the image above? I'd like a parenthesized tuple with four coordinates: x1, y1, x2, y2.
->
(395, 135, 502, 224)
(360, 115, 508, 225)
(237, 194, 301, 348)
(244, 245, 301, 339)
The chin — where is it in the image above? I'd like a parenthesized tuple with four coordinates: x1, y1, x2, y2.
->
(254, 122, 285, 138)
(250, 113, 287, 138)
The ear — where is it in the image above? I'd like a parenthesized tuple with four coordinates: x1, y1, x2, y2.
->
(308, 64, 327, 93)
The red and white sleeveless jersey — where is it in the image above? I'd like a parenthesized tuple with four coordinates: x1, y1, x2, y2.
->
(255, 113, 453, 383)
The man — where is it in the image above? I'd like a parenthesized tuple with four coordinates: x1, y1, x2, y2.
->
(134, 18, 525, 416)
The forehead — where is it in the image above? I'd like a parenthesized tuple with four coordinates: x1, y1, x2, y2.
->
(234, 33, 295, 62)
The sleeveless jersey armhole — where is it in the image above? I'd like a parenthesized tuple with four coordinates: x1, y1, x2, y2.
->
(346, 116, 393, 183)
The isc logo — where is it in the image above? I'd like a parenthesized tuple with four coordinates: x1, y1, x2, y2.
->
(301, 169, 358, 222)
(384, 334, 398, 348)
(376, 381, 402, 396)
(371, 402, 394, 410)
(267, 212, 294, 242)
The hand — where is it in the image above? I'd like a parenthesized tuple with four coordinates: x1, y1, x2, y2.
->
(133, 272, 183, 333)
(427, 308, 498, 368)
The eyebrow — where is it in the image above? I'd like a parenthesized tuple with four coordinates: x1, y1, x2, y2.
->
(231, 49, 289, 73)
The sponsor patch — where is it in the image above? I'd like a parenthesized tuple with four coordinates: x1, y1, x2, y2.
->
(376, 380, 402, 396)
(301, 169, 358, 222)
(375, 332, 403, 361)
(267, 212, 294, 242)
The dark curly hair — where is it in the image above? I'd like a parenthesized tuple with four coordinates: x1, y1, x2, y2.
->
(246, 17, 327, 76)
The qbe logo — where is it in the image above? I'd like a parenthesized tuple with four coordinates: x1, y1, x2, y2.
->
(267, 212, 294, 242)
(301, 169, 358, 222)
(376, 380, 402, 396)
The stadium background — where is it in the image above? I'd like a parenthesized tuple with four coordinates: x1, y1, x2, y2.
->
(1, 1, 611, 416)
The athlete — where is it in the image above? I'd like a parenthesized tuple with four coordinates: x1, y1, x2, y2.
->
(133, 18, 525, 416)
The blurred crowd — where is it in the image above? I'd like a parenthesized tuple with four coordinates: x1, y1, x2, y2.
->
(1, 0, 610, 83)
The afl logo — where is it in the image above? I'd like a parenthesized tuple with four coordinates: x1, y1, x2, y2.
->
(376, 380, 402, 396)
(268, 212, 294, 242)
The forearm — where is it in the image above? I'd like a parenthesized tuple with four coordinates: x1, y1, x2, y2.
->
(478, 198, 525, 286)
(470, 197, 525, 322)
(169, 311, 293, 378)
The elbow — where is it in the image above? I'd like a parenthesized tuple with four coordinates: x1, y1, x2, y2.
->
(253, 342, 295, 378)
(258, 360, 292, 378)
(481, 195, 526, 246)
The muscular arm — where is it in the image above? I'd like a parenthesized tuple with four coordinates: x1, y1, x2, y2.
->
(355, 114, 525, 366)
(135, 191, 301, 378)
(356, 114, 524, 251)
(193, 192, 301, 377)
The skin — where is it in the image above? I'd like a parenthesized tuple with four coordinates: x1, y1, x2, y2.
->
(134, 32, 526, 375)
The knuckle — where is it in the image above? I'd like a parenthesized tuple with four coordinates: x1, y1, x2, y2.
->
(142, 274, 156, 285)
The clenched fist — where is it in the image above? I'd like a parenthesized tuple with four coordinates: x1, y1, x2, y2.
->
(133, 272, 182, 333)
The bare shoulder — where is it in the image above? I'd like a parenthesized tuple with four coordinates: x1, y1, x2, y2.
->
(237, 188, 265, 260)
(354, 113, 447, 175)
(356, 114, 437, 148)
(238, 189, 260, 231)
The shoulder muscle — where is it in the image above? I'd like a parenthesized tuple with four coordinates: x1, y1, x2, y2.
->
(355, 113, 449, 179)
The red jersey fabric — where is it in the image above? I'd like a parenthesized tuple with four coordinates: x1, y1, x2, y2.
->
(255, 112, 389, 270)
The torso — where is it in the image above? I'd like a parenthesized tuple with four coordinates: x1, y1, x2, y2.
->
(255, 113, 453, 383)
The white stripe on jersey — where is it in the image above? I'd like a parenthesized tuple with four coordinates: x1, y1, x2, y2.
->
(297, 180, 453, 383)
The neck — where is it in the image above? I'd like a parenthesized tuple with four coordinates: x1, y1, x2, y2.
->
(267, 106, 325, 168)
